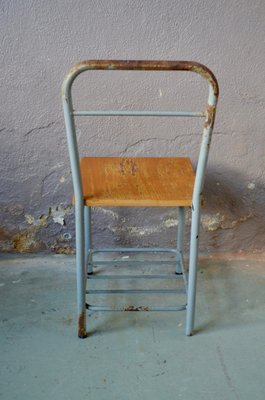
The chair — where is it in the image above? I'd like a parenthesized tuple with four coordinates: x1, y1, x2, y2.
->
(62, 60, 219, 338)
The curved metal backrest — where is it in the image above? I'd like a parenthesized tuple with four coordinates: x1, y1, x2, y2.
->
(62, 60, 219, 209)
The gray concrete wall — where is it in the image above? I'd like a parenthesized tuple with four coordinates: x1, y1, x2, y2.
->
(1, 0, 265, 255)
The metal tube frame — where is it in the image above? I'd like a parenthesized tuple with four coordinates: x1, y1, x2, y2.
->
(62, 60, 219, 338)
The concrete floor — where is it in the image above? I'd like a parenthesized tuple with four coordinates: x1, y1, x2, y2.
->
(0, 253, 265, 400)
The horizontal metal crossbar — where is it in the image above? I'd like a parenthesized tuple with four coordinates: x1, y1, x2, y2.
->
(92, 247, 179, 254)
(87, 274, 183, 280)
(87, 305, 187, 312)
(91, 260, 177, 266)
(73, 110, 205, 117)
(86, 289, 186, 295)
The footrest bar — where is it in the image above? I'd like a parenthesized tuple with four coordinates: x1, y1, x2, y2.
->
(91, 260, 177, 266)
(92, 247, 179, 254)
(88, 274, 184, 280)
(86, 289, 186, 295)
(87, 305, 187, 312)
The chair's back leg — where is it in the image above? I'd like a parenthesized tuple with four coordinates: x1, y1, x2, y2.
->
(176, 206, 185, 274)
(84, 206, 93, 275)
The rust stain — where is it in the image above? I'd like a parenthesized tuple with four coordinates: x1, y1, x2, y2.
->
(78, 311, 87, 338)
(204, 104, 217, 129)
(200, 193, 206, 207)
(63, 60, 219, 99)
(124, 306, 149, 311)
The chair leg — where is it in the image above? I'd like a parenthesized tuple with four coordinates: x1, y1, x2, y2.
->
(84, 206, 92, 275)
(176, 207, 185, 274)
(76, 204, 87, 338)
(185, 204, 200, 336)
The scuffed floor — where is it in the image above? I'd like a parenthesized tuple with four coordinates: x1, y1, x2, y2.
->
(0, 254, 265, 400)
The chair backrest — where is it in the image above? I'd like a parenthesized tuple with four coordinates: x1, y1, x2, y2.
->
(62, 60, 219, 209)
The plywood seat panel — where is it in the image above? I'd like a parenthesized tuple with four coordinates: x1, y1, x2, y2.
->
(78, 157, 195, 207)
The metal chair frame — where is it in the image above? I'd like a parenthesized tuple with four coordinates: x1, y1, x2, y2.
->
(62, 60, 219, 338)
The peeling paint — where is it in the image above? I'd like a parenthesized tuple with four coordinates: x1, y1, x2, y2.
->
(51, 243, 75, 255)
(247, 182, 255, 190)
(14, 233, 46, 253)
(52, 211, 65, 226)
(110, 224, 161, 236)
(201, 212, 253, 232)
(230, 213, 253, 229)
(163, 218, 179, 228)
(25, 214, 48, 227)
(201, 213, 225, 231)
(49, 205, 72, 226)
(96, 208, 121, 221)
(25, 214, 35, 225)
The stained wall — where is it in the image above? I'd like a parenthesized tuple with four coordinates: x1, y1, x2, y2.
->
(1, 0, 265, 255)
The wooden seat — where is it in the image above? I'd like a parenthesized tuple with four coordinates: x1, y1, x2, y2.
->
(78, 157, 195, 207)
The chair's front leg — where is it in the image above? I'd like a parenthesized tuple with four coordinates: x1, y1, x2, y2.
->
(84, 206, 93, 275)
(176, 206, 185, 274)
(76, 203, 87, 338)
(186, 203, 200, 336)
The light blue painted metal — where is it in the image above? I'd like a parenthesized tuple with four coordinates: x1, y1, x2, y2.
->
(91, 260, 178, 266)
(185, 86, 218, 336)
(88, 274, 183, 280)
(176, 207, 185, 274)
(62, 60, 218, 338)
(84, 206, 92, 274)
(86, 289, 186, 294)
(73, 110, 205, 117)
(92, 247, 179, 253)
(62, 77, 87, 338)
(87, 305, 187, 312)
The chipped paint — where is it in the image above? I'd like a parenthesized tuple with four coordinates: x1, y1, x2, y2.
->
(247, 182, 255, 190)
(201, 212, 253, 232)
(201, 213, 225, 231)
(25, 214, 48, 227)
(204, 104, 216, 130)
(97, 208, 120, 221)
(51, 244, 74, 255)
(52, 211, 65, 225)
(163, 218, 179, 228)
(0, 204, 75, 253)
(110, 224, 161, 236)
(14, 233, 45, 252)
(49, 205, 72, 226)
(25, 214, 35, 225)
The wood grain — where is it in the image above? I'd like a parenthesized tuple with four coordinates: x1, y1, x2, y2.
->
(76, 157, 195, 207)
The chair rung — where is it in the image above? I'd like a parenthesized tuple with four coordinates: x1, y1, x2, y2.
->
(86, 289, 186, 295)
(87, 305, 187, 312)
(92, 247, 179, 254)
(88, 274, 183, 280)
(91, 260, 177, 266)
